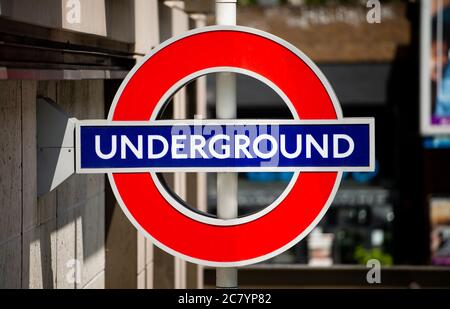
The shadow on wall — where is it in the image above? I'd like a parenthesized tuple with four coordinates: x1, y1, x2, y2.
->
(20, 80, 106, 289)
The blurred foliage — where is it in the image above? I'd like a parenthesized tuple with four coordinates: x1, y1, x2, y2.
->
(303, 0, 359, 5)
(354, 245, 393, 266)
(238, 0, 258, 5)
(238, 0, 401, 6)
(304, 0, 402, 4)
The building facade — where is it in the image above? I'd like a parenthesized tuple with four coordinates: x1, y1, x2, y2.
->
(0, 0, 209, 289)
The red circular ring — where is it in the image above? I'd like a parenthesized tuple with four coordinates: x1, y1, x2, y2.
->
(108, 27, 341, 266)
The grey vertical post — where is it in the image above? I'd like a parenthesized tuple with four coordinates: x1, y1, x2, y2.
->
(215, 0, 238, 289)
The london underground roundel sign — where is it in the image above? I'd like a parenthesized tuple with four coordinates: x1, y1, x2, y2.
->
(75, 26, 375, 266)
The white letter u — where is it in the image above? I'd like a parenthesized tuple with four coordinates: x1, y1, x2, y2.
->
(95, 135, 117, 159)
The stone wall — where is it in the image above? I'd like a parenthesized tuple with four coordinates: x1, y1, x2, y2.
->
(0, 80, 106, 288)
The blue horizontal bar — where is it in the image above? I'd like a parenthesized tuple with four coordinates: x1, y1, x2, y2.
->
(78, 122, 372, 172)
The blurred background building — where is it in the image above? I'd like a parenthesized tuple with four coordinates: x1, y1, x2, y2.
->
(1, 0, 450, 289)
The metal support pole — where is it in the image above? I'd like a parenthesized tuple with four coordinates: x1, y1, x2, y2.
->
(215, 0, 238, 289)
